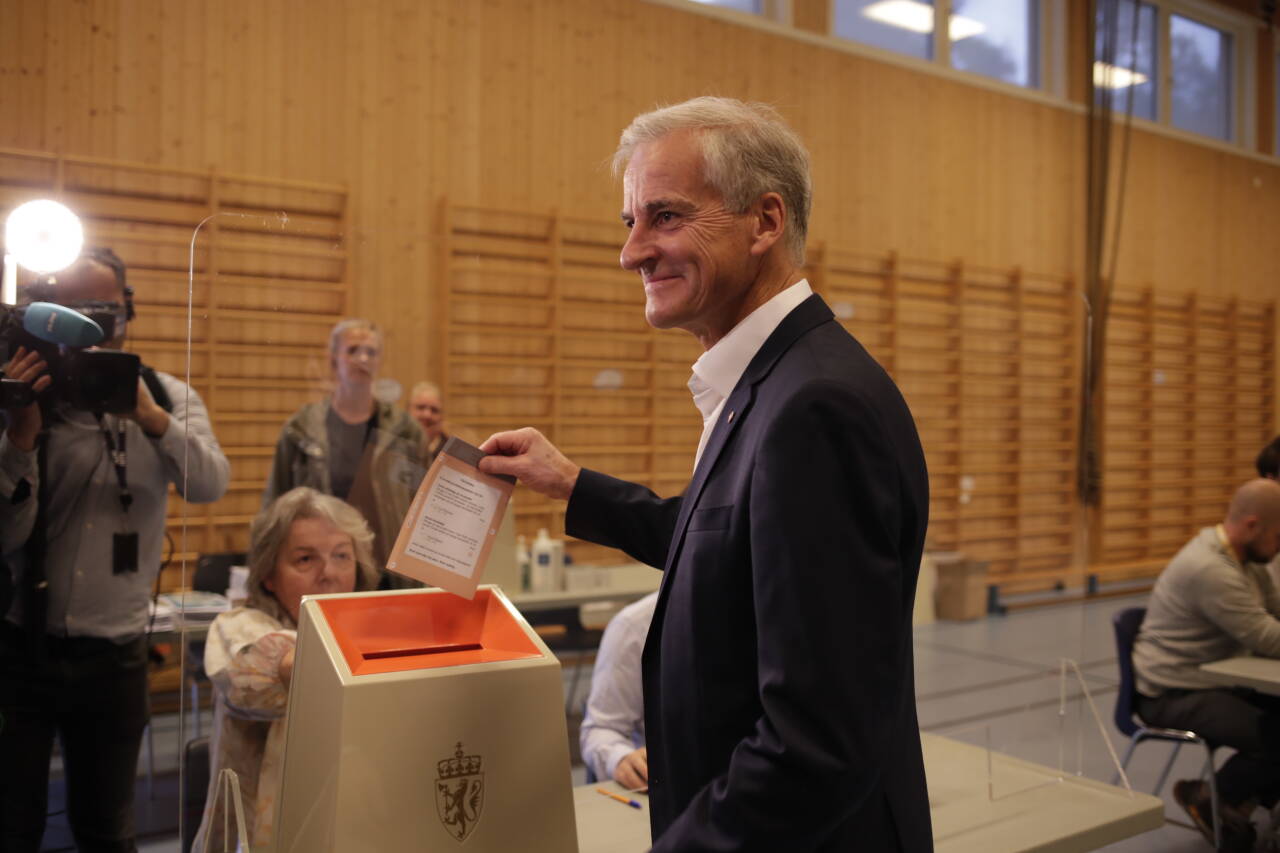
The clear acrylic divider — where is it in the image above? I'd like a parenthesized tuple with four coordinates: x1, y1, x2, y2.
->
(932, 657, 1134, 808)
(177, 195, 351, 847)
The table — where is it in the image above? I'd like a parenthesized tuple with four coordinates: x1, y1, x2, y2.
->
(508, 564, 660, 614)
(1200, 655, 1280, 696)
(572, 734, 1164, 853)
(926, 734, 1163, 853)
(575, 782, 652, 853)
(508, 563, 659, 648)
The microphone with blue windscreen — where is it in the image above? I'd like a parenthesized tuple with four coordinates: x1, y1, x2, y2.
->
(21, 301, 105, 347)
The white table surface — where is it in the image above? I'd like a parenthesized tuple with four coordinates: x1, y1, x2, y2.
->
(1200, 655, 1280, 696)
(926, 734, 1163, 853)
(573, 734, 1164, 853)
(575, 781, 652, 853)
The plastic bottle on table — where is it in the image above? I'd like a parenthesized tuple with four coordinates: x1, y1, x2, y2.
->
(516, 534, 531, 592)
(548, 537, 566, 591)
(531, 528, 555, 592)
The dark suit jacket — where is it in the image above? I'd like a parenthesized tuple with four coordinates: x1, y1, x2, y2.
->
(566, 294, 932, 851)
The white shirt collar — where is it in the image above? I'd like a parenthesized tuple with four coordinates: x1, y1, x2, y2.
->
(689, 279, 813, 410)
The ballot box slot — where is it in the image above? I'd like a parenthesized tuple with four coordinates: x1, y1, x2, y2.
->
(363, 643, 483, 660)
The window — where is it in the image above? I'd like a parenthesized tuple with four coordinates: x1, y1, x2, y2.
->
(1091, 1, 1248, 144)
(1093, 0, 1157, 121)
(1170, 14, 1233, 140)
(817, 0, 1257, 149)
(831, 0, 1043, 88)
(689, 0, 764, 13)
(950, 0, 1039, 88)
(832, 0, 935, 61)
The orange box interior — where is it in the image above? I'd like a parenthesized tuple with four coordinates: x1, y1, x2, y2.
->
(316, 588, 543, 676)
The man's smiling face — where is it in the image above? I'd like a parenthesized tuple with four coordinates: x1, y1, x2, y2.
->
(619, 130, 759, 349)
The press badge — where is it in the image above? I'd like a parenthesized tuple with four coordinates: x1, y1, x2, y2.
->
(113, 531, 139, 574)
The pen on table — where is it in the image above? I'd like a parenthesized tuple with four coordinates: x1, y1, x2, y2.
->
(596, 787, 643, 809)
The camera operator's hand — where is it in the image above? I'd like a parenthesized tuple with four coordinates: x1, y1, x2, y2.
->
(124, 378, 170, 438)
(2, 346, 50, 452)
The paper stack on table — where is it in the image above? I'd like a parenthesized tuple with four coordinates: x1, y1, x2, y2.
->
(154, 591, 231, 629)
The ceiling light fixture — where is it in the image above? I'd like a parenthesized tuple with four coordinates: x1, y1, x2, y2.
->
(861, 0, 987, 41)
(1092, 61, 1150, 89)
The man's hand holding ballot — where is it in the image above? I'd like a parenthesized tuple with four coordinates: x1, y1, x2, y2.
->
(477, 428, 580, 501)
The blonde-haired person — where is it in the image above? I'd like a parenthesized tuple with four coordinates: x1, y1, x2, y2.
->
(264, 318, 425, 586)
(193, 487, 380, 853)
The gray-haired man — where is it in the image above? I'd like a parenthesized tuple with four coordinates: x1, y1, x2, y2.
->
(482, 97, 931, 852)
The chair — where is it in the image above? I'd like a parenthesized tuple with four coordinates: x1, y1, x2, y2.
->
(185, 552, 247, 737)
(182, 736, 211, 853)
(1112, 606, 1221, 849)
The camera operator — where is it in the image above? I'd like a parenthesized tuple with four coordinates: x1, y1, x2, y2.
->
(0, 249, 230, 852)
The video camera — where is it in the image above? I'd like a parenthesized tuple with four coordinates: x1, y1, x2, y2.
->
(0, 300, 142, 414)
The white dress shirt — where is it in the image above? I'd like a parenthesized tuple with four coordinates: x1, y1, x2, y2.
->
(688, 279, 813, 469)
(580, 591, 659, 783)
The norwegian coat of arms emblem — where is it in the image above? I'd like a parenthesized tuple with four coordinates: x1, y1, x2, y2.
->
(436, 741, 484, 842)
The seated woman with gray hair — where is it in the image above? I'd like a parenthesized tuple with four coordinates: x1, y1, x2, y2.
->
(193, 487, 380, 853)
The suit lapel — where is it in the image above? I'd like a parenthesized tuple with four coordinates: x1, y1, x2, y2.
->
(658, 293, 836, 580)
(661, 387, 752, 575)
(644, 293, 838, 708)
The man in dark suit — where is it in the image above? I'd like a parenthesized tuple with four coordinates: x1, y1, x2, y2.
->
(480, 96, 931, 851)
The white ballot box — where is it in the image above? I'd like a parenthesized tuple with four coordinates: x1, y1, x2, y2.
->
(274, 585, 579, 853)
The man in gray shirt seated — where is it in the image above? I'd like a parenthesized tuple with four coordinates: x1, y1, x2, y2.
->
(1134, 478, 1280, 852)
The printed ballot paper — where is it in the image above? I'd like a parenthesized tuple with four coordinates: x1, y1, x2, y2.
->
(385, 437, 515, 598)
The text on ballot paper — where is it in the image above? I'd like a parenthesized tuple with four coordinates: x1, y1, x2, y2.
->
(407, 466, 501, 578)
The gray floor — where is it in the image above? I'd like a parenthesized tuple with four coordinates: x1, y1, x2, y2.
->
(916, 594, 1242, 852)
(118, 593, 1258, 851)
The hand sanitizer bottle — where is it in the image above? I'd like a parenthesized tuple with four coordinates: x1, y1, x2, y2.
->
(532, 528, 554, 593)
(516, 534, 531, 592)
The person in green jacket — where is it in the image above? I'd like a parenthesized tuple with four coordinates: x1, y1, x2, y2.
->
(263, 318, 425, 588)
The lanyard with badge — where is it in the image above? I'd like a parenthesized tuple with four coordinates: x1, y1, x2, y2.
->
(96, 413, 139, 574)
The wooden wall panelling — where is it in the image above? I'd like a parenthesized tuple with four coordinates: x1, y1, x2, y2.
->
(964, 259, 1074, 579)
(895, 257, 964, 555)
(958, 262, 1011, 576)
(1007, 270, 1079, 577)
(1100, 288, 1155, 564)
(1099, 288, 1275, 570)
(560, 213, 665, 566)
(438, 202, 561, 552)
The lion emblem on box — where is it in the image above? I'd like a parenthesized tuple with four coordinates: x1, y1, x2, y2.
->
(436, 742, 484, 842)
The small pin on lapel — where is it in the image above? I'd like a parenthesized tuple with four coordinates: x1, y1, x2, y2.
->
(727, 410, 735, 423)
